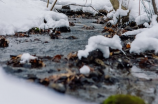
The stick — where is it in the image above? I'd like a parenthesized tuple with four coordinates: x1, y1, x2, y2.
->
(50, 0, 58, 11)
(47, 0, 49, 8)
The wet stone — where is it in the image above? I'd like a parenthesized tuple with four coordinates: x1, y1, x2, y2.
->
(49, 82, 66, 93)
(54, 26, 71, 32)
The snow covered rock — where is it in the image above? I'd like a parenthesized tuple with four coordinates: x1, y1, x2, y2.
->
(80, 65, 90, 74)
(78, 35, 123, 59)
(20, 53, 37, 64)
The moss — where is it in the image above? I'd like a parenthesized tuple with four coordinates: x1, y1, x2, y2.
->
(35, 27, 39, 31)
(103, 94, 146, 104)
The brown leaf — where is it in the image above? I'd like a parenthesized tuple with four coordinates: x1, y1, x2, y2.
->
(52, 55, 63, 62)
(126, 43, 131, 49)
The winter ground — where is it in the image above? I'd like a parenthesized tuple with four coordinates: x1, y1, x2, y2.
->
(1, 0, 158, 104)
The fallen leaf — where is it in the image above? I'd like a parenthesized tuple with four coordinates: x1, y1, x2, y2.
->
(52, 55, 63, 62)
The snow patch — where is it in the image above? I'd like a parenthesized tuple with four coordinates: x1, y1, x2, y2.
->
(80, 65, 90, 74)
(20, 53, 37, 64)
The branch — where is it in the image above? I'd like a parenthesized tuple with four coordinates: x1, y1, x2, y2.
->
(50, 0, 58, 11)
(47, 0, 49, 8)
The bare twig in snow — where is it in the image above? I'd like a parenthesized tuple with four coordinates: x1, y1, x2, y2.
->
(50, 0, 58, 11)
(47, 0, 49, 8)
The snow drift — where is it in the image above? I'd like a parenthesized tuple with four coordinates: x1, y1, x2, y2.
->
(0, 67, 93, 104)
(0, 0, 69, 35)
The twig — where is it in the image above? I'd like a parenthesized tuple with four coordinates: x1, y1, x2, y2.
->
(47, 0, 49, 8)
(50, 0, 58, 11)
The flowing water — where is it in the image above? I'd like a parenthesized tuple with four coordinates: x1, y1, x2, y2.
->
(1, 18, 158, 104)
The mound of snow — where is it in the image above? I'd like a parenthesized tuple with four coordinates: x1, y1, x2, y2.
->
(0, 67, 93, 104)
(20, 53, 37, 64)
(78, 35, 122, 59)
(130, 17, 158, 54)
(80, 65, 90, 74)
(0, 0, 69, 35)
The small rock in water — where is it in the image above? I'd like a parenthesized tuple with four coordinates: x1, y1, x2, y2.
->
(49, 82, 66, 93)
(54, 26, 71, 32)
(69, 22, 75, 26)
(64, 36, 78, 39)
(0, 37, 9, 47)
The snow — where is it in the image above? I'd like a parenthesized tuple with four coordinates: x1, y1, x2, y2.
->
(122, 28, 147, 36)
(45, 0, 113, 14)
(0, 0, 69, 35)
(80, 65, 90, 74)
(108, 0, 129, 25)
(78, 35, 122, 59)
(0, 67, 93, 104)
(108, 0, 155, 25)
(20, 53, 37, 64)
(130, 23, 158, 54)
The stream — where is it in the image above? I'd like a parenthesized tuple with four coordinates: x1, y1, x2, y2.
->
(1, 17, 158, 104)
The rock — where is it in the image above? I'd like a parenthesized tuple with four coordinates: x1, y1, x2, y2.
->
(120, 35, 135, 41)
(97, 18, 105, 24)
(69, 22, 75, 26)
(80, 77, 95, 85)
(117, 58, 132, 69)
(64, 36, 78, 39)
(104, 76, 118, 85)
(62, 5, 70, 9)
(129, 21, 137, 27)
(49, 82, 66, 93)
(90, 85, 98, 89)
(29, 59, 45, 68)
(0, 37, 9, 47)
(54, 26, 71, 32)
(82, 25, 95, 30)
(124, 26, 133, 31)
(106, 22, 112, 27)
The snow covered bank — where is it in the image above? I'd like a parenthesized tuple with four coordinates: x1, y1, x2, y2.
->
(45, 0, 113, 14)
(0, 0, 69, 35)
(78, 35, 122, 59)
(0, 67, 93, 104)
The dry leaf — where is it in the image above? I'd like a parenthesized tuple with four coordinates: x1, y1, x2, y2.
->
(52, 55, 63, 62)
